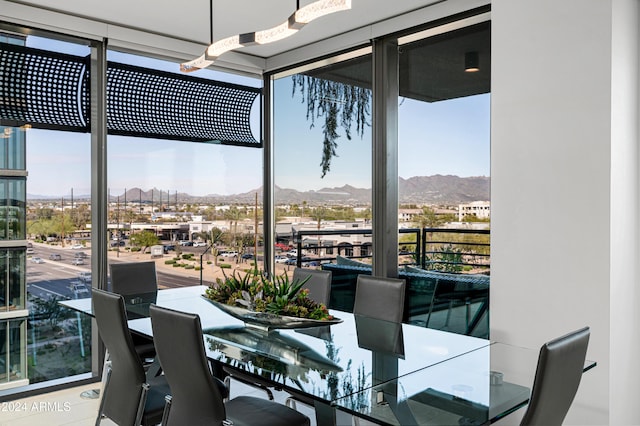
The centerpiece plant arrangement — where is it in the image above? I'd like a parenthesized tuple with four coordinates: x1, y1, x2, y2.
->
(204, 268, 334, 321)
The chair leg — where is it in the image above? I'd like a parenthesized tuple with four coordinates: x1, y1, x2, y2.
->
(161, 395, 172, 426)
(95, 365, 112, 426)
(285, 397, 297, 410)
(224, 374, 274, 400)
(134, 383, 149, 426)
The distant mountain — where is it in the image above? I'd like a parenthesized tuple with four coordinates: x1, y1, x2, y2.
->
(27, 175, 490, 205)
(399, 175, 490, 204)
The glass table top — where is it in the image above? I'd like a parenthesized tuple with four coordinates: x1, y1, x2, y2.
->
(125, 294, 490, 403)
(61, 285, 491, 404)
(331, 342, 597, 425)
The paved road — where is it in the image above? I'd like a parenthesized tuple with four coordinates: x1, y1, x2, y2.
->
(27, 244, 200, 302)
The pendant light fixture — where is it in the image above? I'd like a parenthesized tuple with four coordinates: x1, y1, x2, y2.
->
(464, 51, 480, 73)
(181, 0, 351, 72)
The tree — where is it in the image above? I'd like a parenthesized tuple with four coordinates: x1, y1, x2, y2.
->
(412, 206, 445, 229)
(130, 230, 159, 253)
(292, 75, 371, 178)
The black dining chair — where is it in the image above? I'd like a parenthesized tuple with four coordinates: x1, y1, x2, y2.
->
(110, 261, 158, 361)
(92, 288, 170, 426)
(520, 326, 591, 426)
(110, 261, 158, 296)
(285, 268, 333, 412)
(353, 274, 406, 323)
(293, 267, 332, 305)
(149, 304, 311, 426)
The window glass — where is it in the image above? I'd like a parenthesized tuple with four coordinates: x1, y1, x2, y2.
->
(272, 53, 373, 278)
(398, 22, 491, 337)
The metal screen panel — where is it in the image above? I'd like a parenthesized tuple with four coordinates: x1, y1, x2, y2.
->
(106, 62, 260, 146)
(0, 43, 261, 146)
(0, 42, 89, 132)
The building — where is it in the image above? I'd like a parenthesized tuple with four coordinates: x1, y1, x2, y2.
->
(1, 1, 638, 424)
(458, 201, 490, 221)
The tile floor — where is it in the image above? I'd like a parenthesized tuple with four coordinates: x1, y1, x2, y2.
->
(0, 380, 373, 426)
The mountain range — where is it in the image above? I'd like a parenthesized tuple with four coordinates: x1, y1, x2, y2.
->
(28, 175, 489, 206)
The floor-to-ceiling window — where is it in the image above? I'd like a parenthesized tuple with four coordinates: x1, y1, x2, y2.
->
(271, 50, 373, 301)
(0, 28, 263, 396)
(397, 20, 491, 336)
(104, 50, 262, 285)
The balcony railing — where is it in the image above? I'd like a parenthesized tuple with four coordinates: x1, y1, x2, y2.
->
(292, 227, 490, 274)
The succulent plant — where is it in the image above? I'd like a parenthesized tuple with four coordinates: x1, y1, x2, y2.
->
(205, 268, 333, 320)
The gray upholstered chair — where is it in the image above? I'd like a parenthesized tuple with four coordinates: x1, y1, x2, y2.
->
(520, 326, 590, 426)
(293, 267, 332, 305)
(353, 274, 406, 323)
(109, 261, 158, 360)
(92, 288, 170, 426)
(109, 261, 158, 296)
(285, 268, 332, 412)
(149, 304, 311, 426)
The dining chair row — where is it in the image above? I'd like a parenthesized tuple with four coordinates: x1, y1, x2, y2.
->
(92, 288, 310, 426)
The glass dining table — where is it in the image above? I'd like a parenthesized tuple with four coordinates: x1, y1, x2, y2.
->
(61, 285, 593, 425)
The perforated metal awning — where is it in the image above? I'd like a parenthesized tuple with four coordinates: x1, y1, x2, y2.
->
(0, 42, 261, 146)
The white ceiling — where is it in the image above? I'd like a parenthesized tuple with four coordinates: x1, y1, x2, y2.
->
(7, 0, 441, 55)
(1, 0, 489, 74)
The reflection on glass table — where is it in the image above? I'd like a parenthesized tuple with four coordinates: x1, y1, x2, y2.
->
(332, 342, 597, 426)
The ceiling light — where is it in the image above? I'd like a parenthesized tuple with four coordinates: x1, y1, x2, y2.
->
(465, 51, 480, 73)
(181, 0, 351, 73)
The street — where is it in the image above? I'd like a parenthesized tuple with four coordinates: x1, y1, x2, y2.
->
(26, 244, 201, 302)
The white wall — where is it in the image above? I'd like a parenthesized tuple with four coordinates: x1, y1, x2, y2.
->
(492, 0, 640, 424)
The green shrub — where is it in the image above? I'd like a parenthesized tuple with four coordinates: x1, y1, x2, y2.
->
(185, 264, 194, 270)
(206, 261, 212, 265)
(172, 263, 181, 267)
(164, 259, 176, 264)
(130, 247, 141, 252)
(219, 263, 231, 269)
(195, 266, 201, 271)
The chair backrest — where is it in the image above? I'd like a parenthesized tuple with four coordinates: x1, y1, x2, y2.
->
(110, 261, 158, 296)
(520, 326, 590, 426)
(353, 275, 406, 323)
(293, 268, 332, 306)
(92, 288, 147, 426)
(149, 304, 226, 426)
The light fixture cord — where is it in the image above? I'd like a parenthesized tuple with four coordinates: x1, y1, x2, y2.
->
(209, 0, 214, 44)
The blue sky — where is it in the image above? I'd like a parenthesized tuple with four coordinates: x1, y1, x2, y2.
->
(24, 37, 489, 197)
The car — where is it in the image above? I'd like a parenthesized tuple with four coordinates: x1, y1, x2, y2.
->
(275, 255, 289, 263)
(49, 254, 62, 261)
(241, 253, 254, 260)
(110, 240, 125, 247)
(30, 257, 44, 264)
(193, 241, 208, 247)
(221, 251, 238, 257)
(284, 257, 297, 265)
(274, 243, 290, 251)
(72, 258, 85, 265)
(74, 252, 87, 258)
(163, 244, 176, 254)
(71, 282, 89, 297)
(179, 240, 193, 246)
(78, 272, 92, 283)
(26, 248, 35, 255)
(71, 244, 84, 249)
